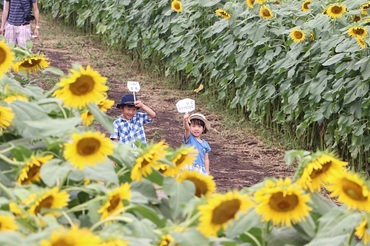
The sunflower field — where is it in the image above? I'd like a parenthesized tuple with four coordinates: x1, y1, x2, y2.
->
(39, 0, 370, 170)
(0, 40, 369, 245)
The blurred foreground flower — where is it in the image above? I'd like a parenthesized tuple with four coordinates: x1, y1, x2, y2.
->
(98, 183, 131, 220)
(40, 226, 101, 246)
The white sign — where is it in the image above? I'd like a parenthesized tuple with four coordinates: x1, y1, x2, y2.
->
(176, 98, 195, 113)
(127, 81, 141, 92)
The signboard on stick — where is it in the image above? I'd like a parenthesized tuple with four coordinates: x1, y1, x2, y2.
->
(176, 98, 195, 113)
(127, 81, 140, 92)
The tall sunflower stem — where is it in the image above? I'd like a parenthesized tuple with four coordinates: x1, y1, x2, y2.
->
(58, 170, 71, 189)
(0, 153, 23, 165)
(0, 182, 15, 200)
(244, 232, 262, 246)
(62, 211, 75, 227)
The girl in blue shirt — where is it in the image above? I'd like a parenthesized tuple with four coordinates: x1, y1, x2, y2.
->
(183, 113, 211, 175)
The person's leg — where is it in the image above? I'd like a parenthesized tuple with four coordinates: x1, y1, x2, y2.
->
(16, 25, 31, 48)
(4, 23, 17, 46)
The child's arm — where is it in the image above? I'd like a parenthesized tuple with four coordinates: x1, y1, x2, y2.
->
(135, 100, 156, 118)
(183, 113, 191, 140)
(204, 153, 210, 174)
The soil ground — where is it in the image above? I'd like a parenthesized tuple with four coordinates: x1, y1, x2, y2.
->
(31, 16, 294, 192)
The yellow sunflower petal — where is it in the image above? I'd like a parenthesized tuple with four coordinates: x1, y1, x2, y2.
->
(17, 154, 53, 185)
(325, 4, 346, 19)
(98, 183, 131, 220)
(215, 9, 231, 20)
(13, 54, 49, 74)
(260, 5, 273, 19)
(40, 226, 101, 246)
(29, 187, 69, 216)
(0, 214, 18, 231)
(0, 106, 15, 130)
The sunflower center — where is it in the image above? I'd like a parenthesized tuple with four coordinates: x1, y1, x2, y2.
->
(332, 6, 343, 14)
(175, 154, 186, 166)
(174, 3, 180, 10)
(69, 75, 95, 96)
(354, 28, 365, 35)
(77, 138, 101, 156)
(262, 9, 271, 17)
(34, 195, 54, 214)
(269, 192, 299, 212)
(294, 31, 303, 39)
(52, 239, 74, 246)
(303, 2, 310, 9)
(27, 165, 40, 180)
(0, 48, 6, 64)
(21, 59, 41, 68)
(342, 179, 368, 201)
(211, 199, 240, 224)
(107, 194, 121, 212)
(188, 177, 207, 197)
(310, 162, 331, 179)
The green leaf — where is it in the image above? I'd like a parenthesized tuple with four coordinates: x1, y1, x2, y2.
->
(225, 210, 261, 238)
(322, 53, 346, 66)
(40, 160, 72, 187)
(82, 160, 118, 185)
(87, 103, 114, 133)
(128, 204, 166, 228)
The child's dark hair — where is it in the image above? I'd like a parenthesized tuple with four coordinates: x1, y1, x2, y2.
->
(189, 119, 208, 134)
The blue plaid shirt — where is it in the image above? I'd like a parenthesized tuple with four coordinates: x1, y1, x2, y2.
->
(111, 112, 153, 145)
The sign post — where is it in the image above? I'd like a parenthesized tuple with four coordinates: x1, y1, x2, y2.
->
(127, 81, 141, 101)
(176, 98, 195, 113)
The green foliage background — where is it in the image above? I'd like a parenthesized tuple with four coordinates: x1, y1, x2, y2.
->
(39, 0, 369, 169)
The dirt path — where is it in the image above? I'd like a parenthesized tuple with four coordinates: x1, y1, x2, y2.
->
(33, 16, 294, 192)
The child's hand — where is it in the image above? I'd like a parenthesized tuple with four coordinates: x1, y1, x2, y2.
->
(134, 100, 143, 108)
(184, 112, 189, 120)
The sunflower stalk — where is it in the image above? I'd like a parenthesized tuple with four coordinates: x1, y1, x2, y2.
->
(0, 182, 15, 200)
(66, 196, 105, 213)
(0, 153, 23, 165)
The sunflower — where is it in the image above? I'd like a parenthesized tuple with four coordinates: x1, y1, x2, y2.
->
(0, 214, 18, 231)
(80, 98, 114, 126)
(254, 178, 312, 227)
(348, 26, 367, 38)
(100, 239, 129, 246)
(356, 37, 367, 49)
(17, 154, 53, 185)
(64, 131, 114, 170)
(355, 218, 370, 244)
(29, 187, 69, 216)
(3, 94, 28, 103)
(296, 153, 347, 192)
(197, 191, 253, 237)
(13, 54, 49, 74)
(326, 171, 370, 212)
(159, 234, 176, 246)
(164, 146, 198, 176)
(0, 106, 15, 130)
(215, 9, 231, 20)
(81, 110, 94, 126)
(301, 0, 311, 12)
(353, 15, 361, 22)
(98, 183, 131, 220)
(290, 29, 306, 43)
(325, 4, 346, 19)
(256, 0, 268, 4)
(53, 65, 108, 109)
(246, 0, 254, 9)
(99, 98, 114, 112)
(361, 3, 370, 15)
(177, 170, 216, 197)
(260, 5, 273, 19)
(131, 140, 169, 181)
(0, 39, 15, 77)
(171, 0, 182, 12)
(40, 226, 101, 246)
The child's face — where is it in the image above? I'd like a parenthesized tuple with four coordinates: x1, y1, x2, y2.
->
(121, 106, 137, 120)
(189, 122, 204, 137)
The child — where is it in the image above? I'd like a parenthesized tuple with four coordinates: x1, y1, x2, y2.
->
(110, 93, 156, 147)
(183, 112, 211, 175)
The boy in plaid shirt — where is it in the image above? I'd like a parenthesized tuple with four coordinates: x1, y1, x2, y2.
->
(110, 93, 156, 147)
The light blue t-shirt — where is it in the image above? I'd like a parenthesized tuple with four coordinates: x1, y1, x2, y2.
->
(184, 134, 211, 175)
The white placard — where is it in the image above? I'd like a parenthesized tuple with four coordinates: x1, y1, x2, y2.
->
(176, 98, 195, 113)
(127, 81, 141, 92)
